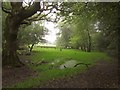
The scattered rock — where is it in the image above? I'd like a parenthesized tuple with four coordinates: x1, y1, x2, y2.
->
(36, 60, 48, 66)
(40, 60, 118, 88)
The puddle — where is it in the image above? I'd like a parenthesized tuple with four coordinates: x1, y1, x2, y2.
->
(60, 60, 78, 69)
(50, 59, 60, 65)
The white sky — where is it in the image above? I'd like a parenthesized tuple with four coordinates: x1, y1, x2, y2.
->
(22, 0, 60, 44)
(43, 21, 59, 44)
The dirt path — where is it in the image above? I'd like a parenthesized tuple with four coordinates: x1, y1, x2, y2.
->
(40, 60, 119, 88)
(2, 66, 37, 87)
(2, 59, 119, 88)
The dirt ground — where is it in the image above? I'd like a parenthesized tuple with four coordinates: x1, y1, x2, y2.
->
(2, 59, 119, 88)
(2, 66, 38, 87)
(40, 59, 119, 88)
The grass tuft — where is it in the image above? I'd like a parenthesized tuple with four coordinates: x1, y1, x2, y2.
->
(10, 47, 111, 88)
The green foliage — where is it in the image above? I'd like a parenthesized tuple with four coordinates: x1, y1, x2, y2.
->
(93, 3, 119, 56)
(57, 2, 118, 54)
(2, 10, 8, 49)
(57, 2, 99, 51)
(94, 32, 109, 51)
(18, 21, 48, 47)
(69, 35, 80, 49)
(2, 2, 119, 88)
(56, 22, 72, 48)
(2, 2, 12, 10)
(10, 47, 111, 88)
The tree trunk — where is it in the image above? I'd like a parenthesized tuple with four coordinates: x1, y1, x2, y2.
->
(2, 15, 24, 67)
(2, 2, 40, 67)
(29, 44, 34, 52)
(87, 29, 91, 52)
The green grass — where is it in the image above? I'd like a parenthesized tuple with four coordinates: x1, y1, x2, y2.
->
(10, 47, 111, 88)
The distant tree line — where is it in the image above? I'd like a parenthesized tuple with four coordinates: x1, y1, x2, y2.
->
(2, 1, 119, 67)
(56, 2, 119, 57)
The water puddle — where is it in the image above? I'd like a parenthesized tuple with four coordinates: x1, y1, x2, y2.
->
(50, 59, 60, 65)
(59, 60, 78, 69)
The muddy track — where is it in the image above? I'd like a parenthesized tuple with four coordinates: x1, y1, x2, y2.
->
(2, 66, 37, 87)
(2, 59, 119, 88)
(40, 60, 119, 88)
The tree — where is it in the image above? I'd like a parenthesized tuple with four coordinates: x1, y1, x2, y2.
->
(18, 21, 48, 52)
(57, 2, 97, 52)
(57, 2, 119, 54)
(56, 22, 72, 48)
(2, 1, 59, 67)
(90, 3, 119, 54)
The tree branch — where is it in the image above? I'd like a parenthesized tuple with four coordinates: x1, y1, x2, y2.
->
(37, 8, 53, 20)
(25, 6, 54, 22)
(20, 20, 31, 25)
(19, 2, 40, 21)
(25, 3, 56, 21)
(19, 2, 59, 24)
(26, 12, 42, 21)
(2, 6, 11, 14)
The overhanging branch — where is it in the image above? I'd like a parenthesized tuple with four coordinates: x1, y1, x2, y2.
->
(20, 20, 31, 25)
(20, 2, 61, 24)
(2, 6, 12, 14)
(20, 2, 40, 21)
(26, 6, 54, 22)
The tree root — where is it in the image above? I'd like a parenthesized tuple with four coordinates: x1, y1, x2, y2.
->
(74, 63, 91, 69)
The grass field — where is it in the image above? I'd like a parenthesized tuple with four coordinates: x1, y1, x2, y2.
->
(11, 47, 111, 88)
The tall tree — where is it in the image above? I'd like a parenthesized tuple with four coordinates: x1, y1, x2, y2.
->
(56, 22, 72, 48)
(57, 2, 119, 54)
(93, 2, 119, 55)
(18, 21, 48, 52)
(57, 2, 97, 52)
(2, 1, 58, 67)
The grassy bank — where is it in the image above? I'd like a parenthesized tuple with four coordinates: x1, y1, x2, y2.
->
(11, 47, 111, 88)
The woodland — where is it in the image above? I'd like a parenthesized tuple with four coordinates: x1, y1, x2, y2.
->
(2, 1, 119, 88)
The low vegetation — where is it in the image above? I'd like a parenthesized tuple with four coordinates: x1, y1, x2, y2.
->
(2, 2, 118, 88)
(10, 47, 111, 88)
